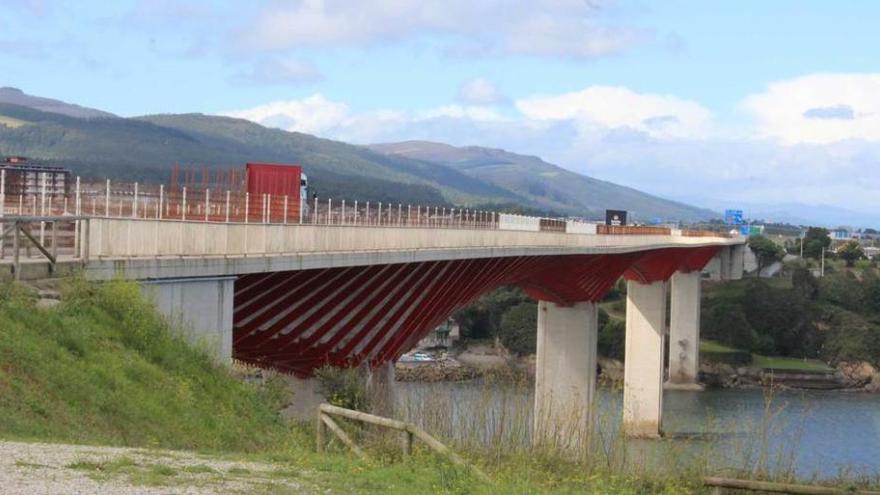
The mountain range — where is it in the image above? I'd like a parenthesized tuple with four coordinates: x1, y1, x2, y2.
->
(0, 87, 716, 222)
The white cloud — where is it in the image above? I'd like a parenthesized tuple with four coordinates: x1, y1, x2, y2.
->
(234, 0, 645, 59)
(419, 104, 505, 122)
(743, 73, 880, 145)
(224, 94, 351, 135)
(516, 86, 713, 139)
(457, 78, 505, 105)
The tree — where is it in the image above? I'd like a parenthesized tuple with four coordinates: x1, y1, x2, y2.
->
(837, 240, 865, 267)
(748, 235, 784, 275)
(801, 227, 832, 259)
(792, 267, 819, 300)
(498, 302, 538, 355)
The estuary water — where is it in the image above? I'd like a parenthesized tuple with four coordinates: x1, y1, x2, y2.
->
(395, 381, 880, 479)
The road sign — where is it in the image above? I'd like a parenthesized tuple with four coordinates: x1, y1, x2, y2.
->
(725, 209, 744, 225)
(605, 210, 627, 226)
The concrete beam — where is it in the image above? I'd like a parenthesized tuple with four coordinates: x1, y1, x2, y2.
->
(623, 280, 667, 438)
(534, 300, 598, 450)
(141, 276, 234, 363)
(666, 271, 703, 390)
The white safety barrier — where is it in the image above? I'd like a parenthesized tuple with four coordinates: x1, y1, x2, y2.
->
(565, 220, 598, 235)
(499, 214, 540, 232)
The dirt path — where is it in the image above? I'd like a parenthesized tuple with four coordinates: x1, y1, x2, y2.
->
(0, 440, 311, 494)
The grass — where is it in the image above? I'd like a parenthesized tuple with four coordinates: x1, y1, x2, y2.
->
(700, 340, 741, 354)
(0, 276, 295, 452)
(701, 340, 833, 372)
(0, 114, 29, 128)
(751, 355, 834, 372)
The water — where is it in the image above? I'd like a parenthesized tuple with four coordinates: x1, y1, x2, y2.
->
(395, 381, 880, 479)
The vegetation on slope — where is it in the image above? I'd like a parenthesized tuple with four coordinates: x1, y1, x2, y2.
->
(370, 140, 716, 222)
(0, 102, 516, 207)
(702, 267, 880, 367)
(0, 278, 293, 451)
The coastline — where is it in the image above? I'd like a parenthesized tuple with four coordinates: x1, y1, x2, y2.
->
(396, 347, 880, 393)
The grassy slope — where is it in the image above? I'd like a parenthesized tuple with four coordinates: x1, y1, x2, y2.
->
(0, 114, 28, 128)
(0, 279, 293, 451)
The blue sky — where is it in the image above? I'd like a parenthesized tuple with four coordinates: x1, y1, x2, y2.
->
(2, 1, 880, 224)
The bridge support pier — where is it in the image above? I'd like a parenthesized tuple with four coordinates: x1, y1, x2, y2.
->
(730, 245, 745, 280)
(534, 300, 598, 450)
(365, 360, 396, 416)
(141, 276, 234, 363)
(666, 271, 703, 390)
(623, 280, 667, 438)
(719, 247, 731, 280)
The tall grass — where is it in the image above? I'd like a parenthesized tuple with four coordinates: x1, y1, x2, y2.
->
(0, 276, 295, 452)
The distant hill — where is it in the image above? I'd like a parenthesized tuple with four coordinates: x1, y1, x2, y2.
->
(0, 87, 116, 119)
(370, 141, 715, 222)
(0, 88, 717, 221)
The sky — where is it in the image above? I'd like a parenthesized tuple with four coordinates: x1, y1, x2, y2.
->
(2, 1, 880, 224)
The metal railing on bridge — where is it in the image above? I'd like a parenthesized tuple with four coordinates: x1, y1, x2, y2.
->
(0, 173, 733, 238)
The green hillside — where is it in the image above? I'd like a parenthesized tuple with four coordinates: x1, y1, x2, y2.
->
(370, 141, 715, 222)
(0, 103, 514, 206)
(0, 279, 293, 451)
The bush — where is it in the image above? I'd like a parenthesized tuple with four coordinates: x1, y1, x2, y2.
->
(598, 318, 625, 361)
(499, 302, 538, 355)
(701, 301, 764, 352)
(314, 365, 369, 411)
(819, 271, 866, 312)
(454, 286, 530, 340)
(817, 306, 880, 367)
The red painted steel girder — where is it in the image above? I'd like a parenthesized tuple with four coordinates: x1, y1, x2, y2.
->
(232, 246, 722, 376)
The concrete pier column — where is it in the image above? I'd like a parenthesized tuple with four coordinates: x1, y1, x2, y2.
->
(719, 247, 731, 280)
(141, 276, 235, 363)
(666, 271, 703, 390)
(729, 245, 745, 280)
(366, 360, 396, 416)
(623, 280, 667, 438)
(534, 300, 598, 450)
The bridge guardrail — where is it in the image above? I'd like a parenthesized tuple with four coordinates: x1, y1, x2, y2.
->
(0, 175, 732, 239)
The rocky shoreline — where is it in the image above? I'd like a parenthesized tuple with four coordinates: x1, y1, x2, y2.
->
(396, 346, 880, 393)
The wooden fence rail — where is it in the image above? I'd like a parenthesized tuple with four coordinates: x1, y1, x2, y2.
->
(316, 403, 489, 482)
(703, 477, 880, 494)
(0, 216, 89, 280)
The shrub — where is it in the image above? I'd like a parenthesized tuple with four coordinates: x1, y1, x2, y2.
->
(701, 301, 763, 352)
(819, 271, 866, 312)
(598, 318, 625, 361)
(314, 365, 369, 411)
(498, 302, 538, 355)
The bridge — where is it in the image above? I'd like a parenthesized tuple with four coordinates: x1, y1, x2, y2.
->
(0, 181, 745, 443)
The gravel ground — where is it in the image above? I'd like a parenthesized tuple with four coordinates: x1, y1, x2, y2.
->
(0, 440, 310, 494)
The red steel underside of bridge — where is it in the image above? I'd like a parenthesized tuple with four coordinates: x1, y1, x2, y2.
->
(232, 246, 720, 377)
